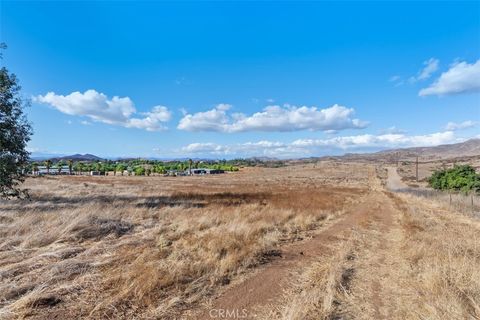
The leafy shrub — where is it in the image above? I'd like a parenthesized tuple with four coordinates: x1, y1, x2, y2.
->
(134, 167, 146, 176)
(428, 165, 480, 193)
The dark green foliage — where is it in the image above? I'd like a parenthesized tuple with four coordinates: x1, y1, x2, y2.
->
(0, 46, 32, 198)
(428, 165, 480, 194)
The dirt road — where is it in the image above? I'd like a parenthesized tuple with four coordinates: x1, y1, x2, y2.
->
(192, 169, 404, 319)
(386, 166, 409, 191)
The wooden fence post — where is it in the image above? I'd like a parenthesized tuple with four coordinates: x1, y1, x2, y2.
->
(472, 193, 475, 215)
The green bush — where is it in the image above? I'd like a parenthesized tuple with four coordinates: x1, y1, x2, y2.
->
(134, 167, 146, 176)
(428, 165, 480, 193)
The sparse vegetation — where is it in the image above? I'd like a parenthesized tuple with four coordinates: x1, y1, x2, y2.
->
(0, 163, 367, 318)
(1, 163, 479, 319)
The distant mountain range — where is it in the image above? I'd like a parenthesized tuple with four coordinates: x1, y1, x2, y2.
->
(30, 153, 104, 162)
(30, 139, 480, 162)
(335, 138, 480, 162)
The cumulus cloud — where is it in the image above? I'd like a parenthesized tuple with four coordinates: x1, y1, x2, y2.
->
(181, 142, 228, 154)
(35, 90, 171, 131)
(125, 106, 171, 131)
(180, 140, 304, 158)
(177, 103, 368, 133)
(419, 59, 480, 96)
(410, 58, 439, 83)
(178, 131, 460, 158)
(445, 120, 478, 131)
(291, 131, 457, 150)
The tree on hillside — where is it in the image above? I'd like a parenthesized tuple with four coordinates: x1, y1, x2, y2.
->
(0, 43, 32, 198)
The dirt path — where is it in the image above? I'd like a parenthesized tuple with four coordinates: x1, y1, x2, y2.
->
(386, 167, 409, 191)
(192, 173, 402, 319)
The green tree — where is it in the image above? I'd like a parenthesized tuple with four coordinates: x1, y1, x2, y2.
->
(44, 160, 52, 175)
(67, 159, 73, 175)
(56, 160, 64, 174)
(0, 44, 32, 197)
(116, 163, 127, 175)
(134, 166, 145, 176)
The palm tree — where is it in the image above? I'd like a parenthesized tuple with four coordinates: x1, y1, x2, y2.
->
(67, 159, 73, 175)
(188, 159, 193, 175)
(56, 161, 64, 174)
(44, 160, 52, 174)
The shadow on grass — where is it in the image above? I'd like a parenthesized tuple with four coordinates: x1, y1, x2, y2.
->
(0, 192, 273, 212)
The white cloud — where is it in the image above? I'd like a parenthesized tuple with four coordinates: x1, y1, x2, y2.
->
(291, 131, 457, 150)
(445, 120, 478, 131)
(181, 142, 228, 154)
(125, 106, 171, 131)
(380, 126, 406, 134)
(419, 59, 480, 96)
(35, 90, 171, 131)
(180, 140, 304, 158)
(178, 131, 461, 158)
(177, 104, 232, 132)
(410, 58, 439, 83)
(177, 103, 368, 132)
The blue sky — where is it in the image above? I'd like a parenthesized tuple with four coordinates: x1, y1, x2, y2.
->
(1, 1, 479, 158)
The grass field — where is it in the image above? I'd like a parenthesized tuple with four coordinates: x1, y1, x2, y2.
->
(0, 162, 478, 319)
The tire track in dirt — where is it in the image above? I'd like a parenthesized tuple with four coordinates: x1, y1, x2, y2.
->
(369, 191, 398, 320)
(191, 188, 399, 319)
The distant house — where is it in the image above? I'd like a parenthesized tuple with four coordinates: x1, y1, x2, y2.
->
(207, 169, 225, 174)
(187, 168, 225, 175)
(34, 166, 71, 175)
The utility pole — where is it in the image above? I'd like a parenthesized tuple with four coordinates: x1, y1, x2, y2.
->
(416, 156, 419, 182)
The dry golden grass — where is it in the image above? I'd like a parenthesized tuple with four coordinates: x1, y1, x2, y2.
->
(270, 189, 480, 320)
(0, 162, 367, 319)
(393, 194, 480, 319)
(1, 162, 479, 319)
(267, 236, 355, 320)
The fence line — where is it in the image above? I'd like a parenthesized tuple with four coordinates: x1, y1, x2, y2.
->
(394, 187, 479, 217)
